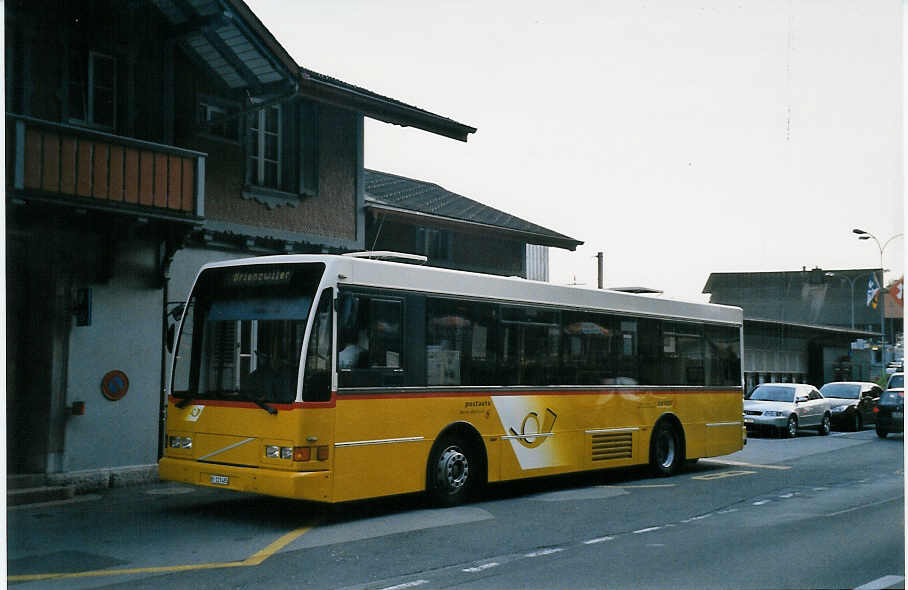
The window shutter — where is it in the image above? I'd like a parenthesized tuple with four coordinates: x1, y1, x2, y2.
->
(298, 100, 319, 196)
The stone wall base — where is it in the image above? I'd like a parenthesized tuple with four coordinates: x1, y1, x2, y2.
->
(46, 464, 160, 494)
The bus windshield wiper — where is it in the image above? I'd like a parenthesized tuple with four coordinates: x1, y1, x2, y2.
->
(233, 390, 278, 415)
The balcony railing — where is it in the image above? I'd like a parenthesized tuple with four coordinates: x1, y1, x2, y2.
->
(8, 114, 205, 219)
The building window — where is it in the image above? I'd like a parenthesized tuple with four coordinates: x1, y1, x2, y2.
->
(198, 97, 240, 142)
(68, 51, 116, 130)
(420, 228, 452, 261)
(246, 104, 281, 189)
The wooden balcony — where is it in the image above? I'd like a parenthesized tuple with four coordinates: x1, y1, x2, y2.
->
(7, 114, 205, 220)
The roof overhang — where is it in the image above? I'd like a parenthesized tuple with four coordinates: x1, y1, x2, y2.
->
(149, 0, 476, 141)
(366, 201, 583, 251)
(744, 317, 878, 339)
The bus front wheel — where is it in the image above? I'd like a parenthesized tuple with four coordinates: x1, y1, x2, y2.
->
(427, 436, 474, 507)
(649, 420, 682, 477)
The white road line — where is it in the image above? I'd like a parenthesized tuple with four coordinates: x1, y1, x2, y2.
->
(752, 500, 771, 506)
(378, 580, 430, 590)
(583, 536, 615, 545)
(854, 575, 905, 590)
(680, 514, 712, 523)
(462, 563, 500, 573)
(826, 496, 903, 517)
(633, 526, 662, 534)
(702, 459, 792, 470)
(524, 548, 564, 557)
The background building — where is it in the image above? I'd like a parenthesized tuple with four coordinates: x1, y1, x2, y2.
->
(363, 169, 582, 278)
(703, 267, 899, 390)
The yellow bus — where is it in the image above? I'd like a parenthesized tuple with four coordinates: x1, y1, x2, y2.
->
(160, 253, 744, 506)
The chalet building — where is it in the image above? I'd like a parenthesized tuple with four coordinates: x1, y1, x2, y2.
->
(5, 0, 476, 488)
(703, 268, 895, 390)
(363, 169, 582, 278)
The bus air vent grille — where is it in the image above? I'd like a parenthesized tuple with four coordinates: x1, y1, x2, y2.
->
(591, 432, 633, 461)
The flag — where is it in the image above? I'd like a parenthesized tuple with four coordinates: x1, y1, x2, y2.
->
(890, 278, 904, 308)
(867, 274, 881, 308)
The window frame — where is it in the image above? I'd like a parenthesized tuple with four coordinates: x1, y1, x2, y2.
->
(246, 102, 282, 190)
(68, 50, 117, 131)
(337, 289, 407, 389)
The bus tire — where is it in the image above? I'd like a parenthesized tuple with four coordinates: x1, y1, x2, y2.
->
(427, 435, 475, 507)
(649, 419, 682, 477)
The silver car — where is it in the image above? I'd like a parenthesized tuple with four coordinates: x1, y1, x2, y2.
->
(743, 383, 831, 438)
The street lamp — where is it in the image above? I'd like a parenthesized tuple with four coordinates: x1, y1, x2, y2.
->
(852, 228, 904, 368)
(824, 271, 866, 329)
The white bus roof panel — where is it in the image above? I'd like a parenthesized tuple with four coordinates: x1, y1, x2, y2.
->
(197, 254, 742, 326)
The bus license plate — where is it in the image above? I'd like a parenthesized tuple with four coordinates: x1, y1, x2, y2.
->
(892, 412, 902, 419)
(210, 475, 229, 485)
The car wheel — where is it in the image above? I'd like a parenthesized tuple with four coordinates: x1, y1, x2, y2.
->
(876, 425, 888, 439)
(818, 413, 830, 436)
(427, 436, 475, 507)
(650, 420, 682, 476)
(854, 414, 862, 432)
(785, 415, 798, 438)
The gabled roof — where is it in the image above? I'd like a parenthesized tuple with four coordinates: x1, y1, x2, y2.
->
(364, 169, 583, 251)
(150, 0, 476, 141)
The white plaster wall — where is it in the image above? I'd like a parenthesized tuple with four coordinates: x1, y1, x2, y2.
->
(64, 240, 163, 472)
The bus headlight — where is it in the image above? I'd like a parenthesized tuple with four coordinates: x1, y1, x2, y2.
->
(266, 446, 295, 460)
(168, 436, 192, 449)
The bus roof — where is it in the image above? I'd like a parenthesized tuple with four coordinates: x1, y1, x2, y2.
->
(196, 254, 743, 326)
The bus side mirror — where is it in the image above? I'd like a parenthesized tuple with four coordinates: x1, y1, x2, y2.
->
(166, 324, 176, 353)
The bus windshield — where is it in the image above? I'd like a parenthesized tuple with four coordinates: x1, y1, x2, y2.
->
(171, 263, 325, 405)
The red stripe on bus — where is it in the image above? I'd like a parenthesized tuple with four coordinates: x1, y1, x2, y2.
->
(166, 396, 336, 409)
(337, 388, 743, 401)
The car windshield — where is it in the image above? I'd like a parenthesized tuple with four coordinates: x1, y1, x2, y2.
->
(880, 391, 904, 404)
(888, 374, 904, 389)
(820, 383, 860, 399)
(171, 263, 325, 405)
(747, 385, 796, 402)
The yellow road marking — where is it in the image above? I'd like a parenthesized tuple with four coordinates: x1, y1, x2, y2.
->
(8, 524, 315, 582)
(702, 459, 792, 470)
(600, 484, 677, 489)
(692, 470, 756, 481)
(242, 525, 313, 565)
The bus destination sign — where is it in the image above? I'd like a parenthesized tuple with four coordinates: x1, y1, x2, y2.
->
(226, 270, 293, 287)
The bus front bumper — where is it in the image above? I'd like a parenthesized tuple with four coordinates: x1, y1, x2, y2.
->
(159, 457, 332, 502)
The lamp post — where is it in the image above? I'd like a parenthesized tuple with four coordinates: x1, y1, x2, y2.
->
(824, 271, 864, 329)
(853, 228, 904, 367)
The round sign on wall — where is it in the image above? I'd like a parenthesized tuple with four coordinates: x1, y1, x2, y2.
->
(101, 370, 129, 401)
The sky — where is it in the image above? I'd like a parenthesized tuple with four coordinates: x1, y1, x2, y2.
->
(248, 0, 903, 302)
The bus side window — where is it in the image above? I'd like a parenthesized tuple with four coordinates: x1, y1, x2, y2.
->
(303, 289, 333, 402)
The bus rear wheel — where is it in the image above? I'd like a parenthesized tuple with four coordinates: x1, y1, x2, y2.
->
(649, 421, 682, 477)
(427, 436, 474, 507)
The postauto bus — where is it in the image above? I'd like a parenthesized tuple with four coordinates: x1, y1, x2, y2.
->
(160, 253, 744, 506)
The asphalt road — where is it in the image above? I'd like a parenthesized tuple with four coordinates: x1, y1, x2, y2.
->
(8, 429, 904, 590)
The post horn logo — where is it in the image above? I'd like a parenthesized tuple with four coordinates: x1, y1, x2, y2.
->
(509, 408, 557, 448)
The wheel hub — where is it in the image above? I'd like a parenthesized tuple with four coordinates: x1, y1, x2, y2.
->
(437, 446, 469, 493)
(656, 432, 675, 468)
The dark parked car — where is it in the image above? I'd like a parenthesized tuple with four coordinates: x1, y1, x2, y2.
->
(820, 381, 881, 431)
(874, 389, 904, 438)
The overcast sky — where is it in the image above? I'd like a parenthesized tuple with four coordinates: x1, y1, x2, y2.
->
(248, 0, 903, 302)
